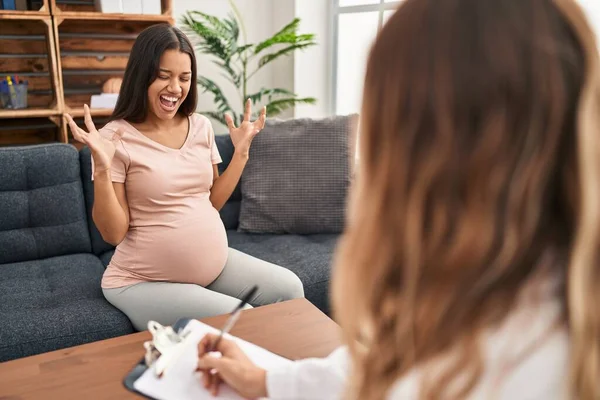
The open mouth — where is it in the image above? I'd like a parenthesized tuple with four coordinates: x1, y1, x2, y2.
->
(159, 95, 180, 111)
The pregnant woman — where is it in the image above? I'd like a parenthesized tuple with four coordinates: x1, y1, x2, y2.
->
(66, 24, 304, 331)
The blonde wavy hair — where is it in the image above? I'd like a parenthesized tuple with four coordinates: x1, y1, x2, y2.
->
(332, 0, 600, 399)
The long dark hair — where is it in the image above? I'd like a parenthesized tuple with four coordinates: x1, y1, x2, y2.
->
(111, 24, 197, 123)
(332, 0, 600, 399)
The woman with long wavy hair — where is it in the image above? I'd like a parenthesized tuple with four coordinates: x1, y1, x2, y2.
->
(194, 0, 600, 398)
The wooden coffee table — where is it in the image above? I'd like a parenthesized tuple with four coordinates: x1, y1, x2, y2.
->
(0, 298, 341, 400)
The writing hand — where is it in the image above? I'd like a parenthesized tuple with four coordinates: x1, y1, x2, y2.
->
(196, 333, 267, 398)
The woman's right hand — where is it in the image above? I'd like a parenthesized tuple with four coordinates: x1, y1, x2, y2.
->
(196, 333, 268, 398)
(66, 104, 123, 172)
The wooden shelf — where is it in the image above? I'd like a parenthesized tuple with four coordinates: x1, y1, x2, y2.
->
(0, 0, 50, 17)
(0, 108, 59, 118)
(50, 0, 172, 17)
(54, 12, 173, 23)
(0, 12, 50, 20)
(50, 0, 173, 22)
(65, 107, 113, 117)
(0, 116, 61, 145)
(0, 11, 49, 19)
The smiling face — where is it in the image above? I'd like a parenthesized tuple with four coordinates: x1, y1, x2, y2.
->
(147, 49, 192, 121)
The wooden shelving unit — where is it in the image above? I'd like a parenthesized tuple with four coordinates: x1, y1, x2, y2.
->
(55, 11, 173, 22)
(0, 0, 50, 16)
(50, 0, 172, 16)
(0, 0, 173, 146)
(0, 116, 61, 146)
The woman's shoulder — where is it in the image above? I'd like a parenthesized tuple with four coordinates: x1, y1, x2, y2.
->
(188, 113, 215, 146)
(189, 113, 212, 131)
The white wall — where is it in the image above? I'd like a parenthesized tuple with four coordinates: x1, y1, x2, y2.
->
(271, 0, 296, 120)
(294, 0, 332, 119)
(579, 0, 600, 40)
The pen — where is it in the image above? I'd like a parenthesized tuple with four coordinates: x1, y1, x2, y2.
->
(155, 284, 258, 379)
(6, 76, 17, 108)
(208, 285, 258, 353)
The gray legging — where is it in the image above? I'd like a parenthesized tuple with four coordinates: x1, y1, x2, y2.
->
(103, 248, 305, 331)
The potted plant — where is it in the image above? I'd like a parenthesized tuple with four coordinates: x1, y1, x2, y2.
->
(181, 0, 317, 126)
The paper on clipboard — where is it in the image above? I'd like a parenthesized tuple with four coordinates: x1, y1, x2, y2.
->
(133, 319, 292, 400)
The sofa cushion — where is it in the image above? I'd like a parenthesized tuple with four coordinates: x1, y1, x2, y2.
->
(79, 146, 115, 256)
(238, 115, 357, 234)
(215, 134, 241, 230)
(0, 144, 91, 264)
(215, 134, 241, 202)
(220, 200, 241, 231)
(99, 249, 114, 267)
(226, 231, 339, 314)
(0, 253, 134, 362)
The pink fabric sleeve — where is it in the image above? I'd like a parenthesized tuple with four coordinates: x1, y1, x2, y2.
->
(90, 126, 130, 183)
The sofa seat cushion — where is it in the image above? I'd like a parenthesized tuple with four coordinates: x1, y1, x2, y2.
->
(0, 254, 134, 362)
(227, 231, 339, 314)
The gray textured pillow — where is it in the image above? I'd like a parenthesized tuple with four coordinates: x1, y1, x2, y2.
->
(238, 114, 358, 234)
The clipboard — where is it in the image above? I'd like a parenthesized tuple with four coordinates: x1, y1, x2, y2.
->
(123, 318, 192, 399)
(121, 317, 292, 400)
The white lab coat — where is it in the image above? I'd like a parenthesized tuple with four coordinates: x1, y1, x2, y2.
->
(265, 295, 569, 399)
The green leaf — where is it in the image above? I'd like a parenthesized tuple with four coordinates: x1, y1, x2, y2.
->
(266, 97, 317, 116)
(235, 44, 253, 55)
(197, 76, 236, 123)
(183, 18, 229, 60)
(247, 87, 295, 105)
(258, 42, 315, 68)
(212, 60, 241, 87)
(180, 11, 240, 61)
(254, 18, 302, 53)
(186, 11, 233, 41)
(223, 12, 240, 43)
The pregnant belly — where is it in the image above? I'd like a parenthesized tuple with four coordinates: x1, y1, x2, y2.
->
(110, 209, 229, 286)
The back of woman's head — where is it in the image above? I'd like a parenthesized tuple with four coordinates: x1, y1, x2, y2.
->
(332, 0, 600, 398)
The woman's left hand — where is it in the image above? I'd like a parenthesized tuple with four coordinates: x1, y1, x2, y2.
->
(226, 99, 266, 159)
(196, 333, 267, 398)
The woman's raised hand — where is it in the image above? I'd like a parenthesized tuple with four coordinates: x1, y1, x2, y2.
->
(66, 104, 124, 172)
(226, 99, 266, 158)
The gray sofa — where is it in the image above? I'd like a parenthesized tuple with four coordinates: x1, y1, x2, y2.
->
(0, 137, 337, 363)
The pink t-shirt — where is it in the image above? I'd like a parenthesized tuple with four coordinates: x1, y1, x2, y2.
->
(92, 113, 228, 289)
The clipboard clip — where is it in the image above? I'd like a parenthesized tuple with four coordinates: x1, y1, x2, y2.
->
(143, 320, 192, 377)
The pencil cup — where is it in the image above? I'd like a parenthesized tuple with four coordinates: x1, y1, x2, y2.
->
(0, 82, 28, 109)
